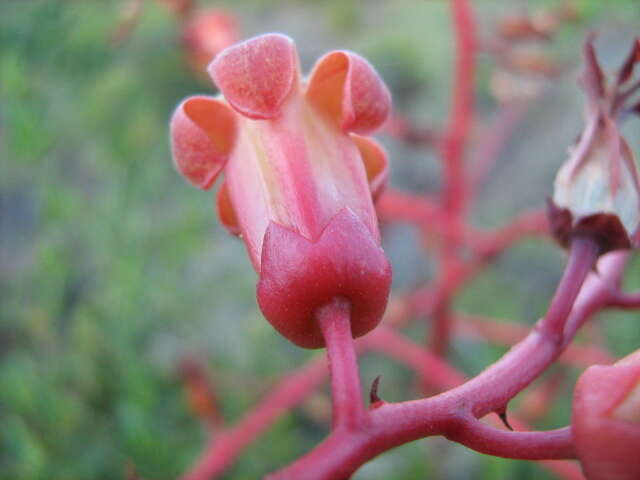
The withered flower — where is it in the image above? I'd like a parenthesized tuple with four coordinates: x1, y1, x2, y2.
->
(549, 37, 640, 253)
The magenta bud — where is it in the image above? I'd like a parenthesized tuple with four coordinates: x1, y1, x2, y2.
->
(573, 350, 640, 480)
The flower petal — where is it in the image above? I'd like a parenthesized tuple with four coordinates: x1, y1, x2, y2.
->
(573, 356, 640, 480)
(305, 50, 391, 134)
(579, 36, 606, 108)
(170, 95, 236, 189)
(351, 134, 389, 201)
(617, 37, 640, 85)
(216, 180, 240, 236)
(208, 33, 298, 119)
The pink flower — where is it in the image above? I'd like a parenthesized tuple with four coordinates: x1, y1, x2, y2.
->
(181, 8, 238, 75)
(572, 349, 640, 480)
(170, 34, 392, 348)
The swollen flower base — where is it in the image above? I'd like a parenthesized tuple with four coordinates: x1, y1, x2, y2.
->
(170, 34, 392, 347)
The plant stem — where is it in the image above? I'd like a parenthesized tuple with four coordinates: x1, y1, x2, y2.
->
(430, 0, 477, 358)
(539, 236, 600, 340)
(268, 236, 623, 480)
(180, 357, 328, 480)
(317, 298, 366, 430)
(441, 0, 475, 216)
(563, 250, 630, 341)
(449, 420, 576, 460)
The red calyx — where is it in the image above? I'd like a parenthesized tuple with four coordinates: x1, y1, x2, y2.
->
(257, 208, 392, 348)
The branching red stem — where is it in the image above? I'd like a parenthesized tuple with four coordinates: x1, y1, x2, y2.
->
(180, 357, 327, 480)
(468, 101, 530, 198)
(456, 313, 616, 367)
(367, 326, 466, 390)
(177, 3, 639, 476)
(269, 238, 624, 479)
(428, 0, 477, 357)
(441, 0, 476, 215)
(563, 251, 630, 341)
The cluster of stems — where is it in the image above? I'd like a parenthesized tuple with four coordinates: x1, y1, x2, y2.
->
(175, 1, 639, 479)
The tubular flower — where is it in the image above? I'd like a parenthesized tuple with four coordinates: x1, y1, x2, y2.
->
(181, 8, 238, 75)
(170, 34, 392, 348)
(572, 349, 640, 480)
(548, 38, 640, 253)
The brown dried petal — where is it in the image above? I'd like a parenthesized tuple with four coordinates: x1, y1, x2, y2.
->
(618, 38, 640, 85)
(546, 199, 631, 253)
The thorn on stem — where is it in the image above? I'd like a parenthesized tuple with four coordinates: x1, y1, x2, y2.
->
(496, 409, 514, 431)
(369, 375, 383, 406)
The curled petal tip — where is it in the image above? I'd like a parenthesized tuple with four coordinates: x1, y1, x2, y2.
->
(306, 50, 391, 134)
(170, 95, 236, 189)
(208, 33, 298, 119)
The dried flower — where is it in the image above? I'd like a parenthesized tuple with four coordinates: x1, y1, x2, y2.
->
(549, 38, 640, 253)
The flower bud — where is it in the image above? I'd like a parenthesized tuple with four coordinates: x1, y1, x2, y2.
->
(572, 350, 640, 479)
(182, 8, 238, 76)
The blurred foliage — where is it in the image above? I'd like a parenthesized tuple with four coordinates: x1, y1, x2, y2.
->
(1, 1, 640, 479)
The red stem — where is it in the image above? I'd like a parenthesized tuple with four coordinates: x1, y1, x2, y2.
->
(377, 189, 447, 228)
(468, 101, 529, 199)
(428, 0, 477, 357)
(456, 314, 616, 367)
(441, 0, 476, 215)
(367, 326, 466, 390)
(365, 330, 584, 480)
(179, 144, 609, 480)
(317, 299, 366, 429)
(180, 357, 328, 480)
(563, 251, 630, 341)
(450, 238, 597, 418)
(378, 191, 549, 257)
(468, 208, 549, 257)
(448, 420, 575, 460)
(538, 237, 600, 340)
(609, 290, 640, 308)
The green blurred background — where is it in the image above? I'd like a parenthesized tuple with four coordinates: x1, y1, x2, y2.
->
(2, 0, 640, 479)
